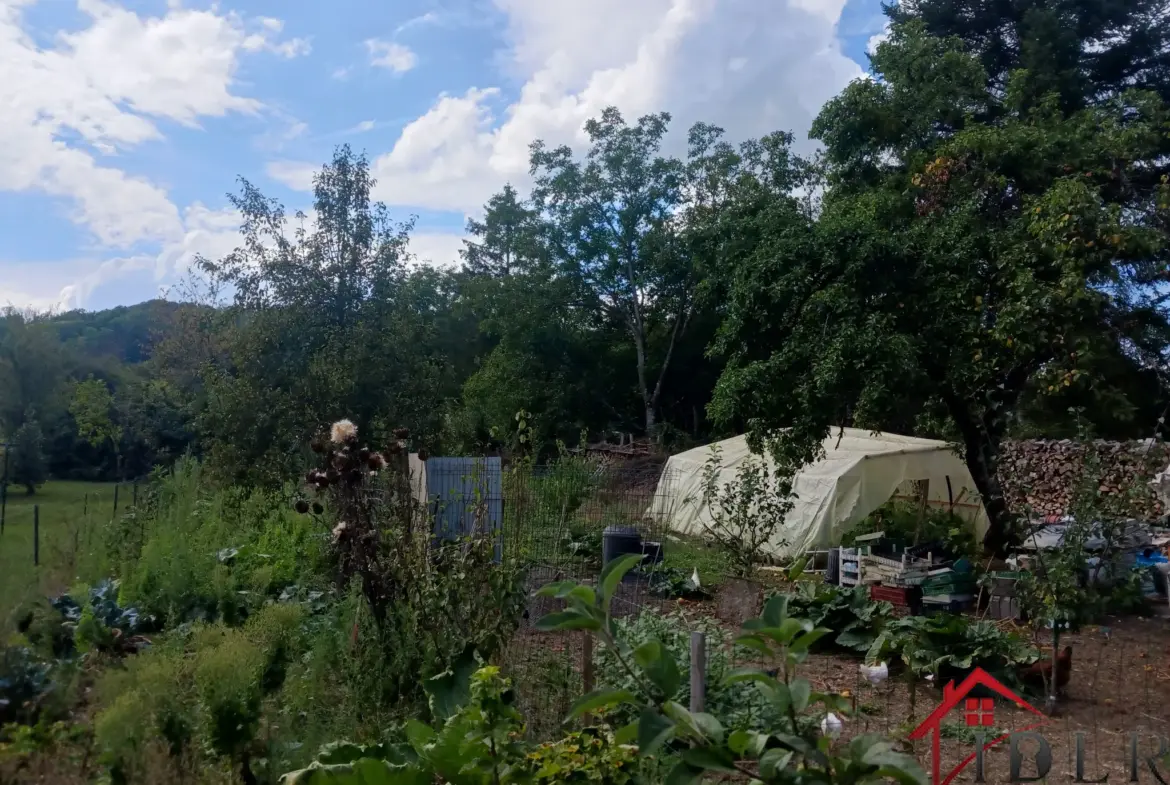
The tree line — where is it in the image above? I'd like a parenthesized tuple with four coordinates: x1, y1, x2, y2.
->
(2, 0, 1168, 549)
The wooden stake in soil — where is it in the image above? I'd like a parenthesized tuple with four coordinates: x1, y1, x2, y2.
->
(33, 504, 39, 566)
(582, 631, 594, 692)
(690, 631, 706, 713)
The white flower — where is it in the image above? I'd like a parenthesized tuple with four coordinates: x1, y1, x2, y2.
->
(860, 662, 889, 686)
(821, 712, 843, 739)
(690, 568, 701, 588)
(331, 419, 357, 444)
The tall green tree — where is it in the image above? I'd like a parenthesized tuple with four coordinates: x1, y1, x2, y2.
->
(199, 146, 442, 483)
(70, 375, 123, 480)
(11, 419, 48, 495)
(711, 12, 1170, 552)
(530, 108, 802, 435)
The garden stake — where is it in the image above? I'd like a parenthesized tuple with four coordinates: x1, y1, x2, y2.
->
(690, 631, 706, 713)
(33, 504, 39, 566)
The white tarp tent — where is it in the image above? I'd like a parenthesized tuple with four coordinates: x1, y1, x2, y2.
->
(649, 428, 988, 560)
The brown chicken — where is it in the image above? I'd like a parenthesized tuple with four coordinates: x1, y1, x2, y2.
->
(1020, 645, 1073, 693)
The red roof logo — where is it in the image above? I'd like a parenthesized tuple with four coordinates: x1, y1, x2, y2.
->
(909, 668, 1049, 785)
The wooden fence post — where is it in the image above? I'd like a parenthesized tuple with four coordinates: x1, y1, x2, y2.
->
(133, 481, 138, 507)
(84, 493, 88, 516)
(581, 632, 595, 725)
(113, 485, 119, 518)
(690, 631, 706, 714)
(33, 505, 39, 566)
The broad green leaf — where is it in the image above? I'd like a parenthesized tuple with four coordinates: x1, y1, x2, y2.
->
(760, 618, 811, 647)
(723, 667, 777, 687)
(690, 712, 724, 744)
(637, 707, 676, 755)
(680, 746, 739, 773)
(734, 634, 772, 655)
(790, 627, 832, 652)
(534, 580, 578, 599)
(614, 721, 639, 746)
(634, 639, 681, 698)
(729, 730, 771, 758)
(789, 677, 811, 713)
(762, 594, 789, 627)
(664, 761, 705, 785)
(599, 553, 645, 610)
(567, 688, 638, 721)
(279, 759, 430, 785)
(403, 720, 434, 754)
(535, 582, 597, 606)
(423, 648, 478, 721)
(533, 610, 600, 632)
(759, 748, 795, 778)
(787, 557, 808, 582)
(769, 732, 817, 758)
(315, 742, 370, 765)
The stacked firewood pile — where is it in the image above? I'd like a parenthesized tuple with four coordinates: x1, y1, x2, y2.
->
(999, 439, 1170, 520)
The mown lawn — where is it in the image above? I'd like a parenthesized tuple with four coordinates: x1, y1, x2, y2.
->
(0, 480, 121, 626)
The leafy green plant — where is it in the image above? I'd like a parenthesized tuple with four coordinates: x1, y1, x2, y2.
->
(646, 567, 712, 601)
(842, 501, 976, 559)
(593, 609, 779, 731)
(280, 556, 926, 784)
(691, 444, 795, 578)
(0, 647, 55, 726)
(781, 582, 893, 653)
(866, 614, 1038, 684)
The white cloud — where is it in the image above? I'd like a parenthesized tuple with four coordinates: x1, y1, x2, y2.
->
(276, 0, 865, 214)
(267, 159, 317, 191)
(0, 0, 305, 248)
(409, 231, 466, 269)
(395, 11, 440, 34)
(866, 22, 890, 56)
(353, 119, 377, 133)
(366, 39, 417, 73)
(243, 16, 311, 58)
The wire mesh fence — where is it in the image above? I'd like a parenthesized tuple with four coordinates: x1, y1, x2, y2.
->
(413, 458, 684, 738)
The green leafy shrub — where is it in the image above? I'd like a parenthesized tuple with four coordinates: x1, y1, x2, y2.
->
(866, 614, 1039, 684)
(781, 581, 893, 653)
(842, 500, 977, 558)
(284, 558, 926, 784)
(691, 444, 795, 578)
(0, 647, 57, 726)
(593, 610, 780, 731)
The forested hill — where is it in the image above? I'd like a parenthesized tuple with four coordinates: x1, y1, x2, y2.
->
(47, 300, 187, 365)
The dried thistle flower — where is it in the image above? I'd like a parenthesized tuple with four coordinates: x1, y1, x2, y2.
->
(325, 468, 341, 483)
(311, 439, 327, 454)
(385, 441, 402, 455)
(417, 448, 429, 461)
(312, 502, 324, 515)
(358, 447, 371, 461)
(394, 427, 410, 439)
(331, 419, 357, 444)
(294, 499, 310, 514)
(367, 453, 386, 471)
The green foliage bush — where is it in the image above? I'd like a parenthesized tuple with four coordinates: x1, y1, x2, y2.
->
(594, 610, 781, 731)
(781, 581, 894, 653)
(283, 557, 927, 785)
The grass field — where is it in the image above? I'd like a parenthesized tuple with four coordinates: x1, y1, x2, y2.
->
(0, 480, 122, 627)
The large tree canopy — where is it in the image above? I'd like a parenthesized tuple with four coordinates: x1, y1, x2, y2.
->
(710, 3, 1170, 552)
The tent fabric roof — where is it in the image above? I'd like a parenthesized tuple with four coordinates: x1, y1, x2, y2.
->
(650, 428, 987, 560)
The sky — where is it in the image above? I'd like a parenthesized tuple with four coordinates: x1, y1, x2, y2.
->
(0, 0, 890, 313)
